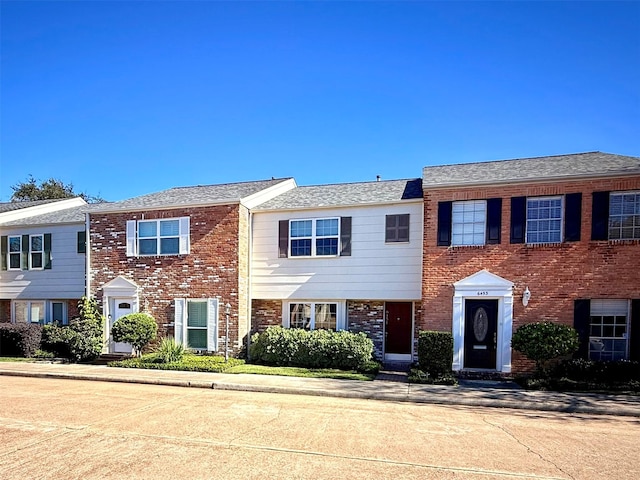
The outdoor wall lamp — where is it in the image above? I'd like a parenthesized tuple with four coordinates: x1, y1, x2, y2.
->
(522, 287, 531, 307)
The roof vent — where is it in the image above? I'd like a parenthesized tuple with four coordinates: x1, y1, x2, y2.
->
(376, 175, 381, 182)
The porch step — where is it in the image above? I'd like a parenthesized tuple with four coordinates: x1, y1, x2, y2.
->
(90, 353, 131, 365)
(381, 361, 412, 372)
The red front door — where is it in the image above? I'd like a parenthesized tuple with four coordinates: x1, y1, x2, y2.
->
(385, 302, 413, 355)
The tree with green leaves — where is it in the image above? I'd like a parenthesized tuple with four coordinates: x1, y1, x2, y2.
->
(10, 175, 105, 203)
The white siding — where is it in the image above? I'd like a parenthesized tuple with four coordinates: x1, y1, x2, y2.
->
(252, 203, 423, 300)
(0, 223, 85, 299)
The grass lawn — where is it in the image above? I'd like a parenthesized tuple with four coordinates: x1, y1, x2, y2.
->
(0, 357, 40, 362)
(108, 353, 374, 381)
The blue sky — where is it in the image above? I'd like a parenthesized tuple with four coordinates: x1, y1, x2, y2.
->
(1, 1, 638, 202)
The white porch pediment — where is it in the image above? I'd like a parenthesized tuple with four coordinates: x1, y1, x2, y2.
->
(453, 269, 514, 293)
(102, 276, 138, 296)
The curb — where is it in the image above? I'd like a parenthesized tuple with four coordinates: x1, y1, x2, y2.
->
(2, 368, 639, 417)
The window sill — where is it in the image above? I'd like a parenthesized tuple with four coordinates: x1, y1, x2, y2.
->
(603, 239, 640, 245)
(447, 245, 486, 250)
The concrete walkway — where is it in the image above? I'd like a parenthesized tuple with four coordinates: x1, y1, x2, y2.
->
(1, 361, 638, 417)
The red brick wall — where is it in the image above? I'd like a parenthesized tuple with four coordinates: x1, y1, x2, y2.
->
(347, 301, 385, 359)
(251, 299, 282, 334)
(90, 205, 245, 354)
(422, 175, 640, 371)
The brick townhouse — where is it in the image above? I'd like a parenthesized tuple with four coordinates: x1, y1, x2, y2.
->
(88, 179, 295, 355)
(420, 152, 640, 373)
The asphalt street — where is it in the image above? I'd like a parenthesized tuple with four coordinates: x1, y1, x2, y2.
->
(1, 376, 638, 480)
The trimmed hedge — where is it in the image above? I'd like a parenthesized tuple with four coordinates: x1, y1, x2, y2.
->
(0, 323, 42, 357)
(111, 312, 158, 356)
(250, 326, 374, 370)
(511, 322, 579, 372)
(417, 331, 453, 376)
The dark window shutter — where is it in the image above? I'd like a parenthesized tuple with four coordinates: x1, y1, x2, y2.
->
(486, 198, 502, 244)
(77, 231, 87, 254)
(44, 233, 52, 269)
(630, 300, 640, 361)
(564, 193, 582, 242)
(340, 216, 352, 256)
(21, 234, 29, 270)
(437, 202, 452, 246)
(591, 191, 610, 241)
(573, 299, 591, 359)
(510, 196, 526, 244)
(278, 220, 289, 258)
(0, 236, 7, 271)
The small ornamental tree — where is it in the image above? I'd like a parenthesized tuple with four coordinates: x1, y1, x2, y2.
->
(511, 322, 579, 374)
(111, 313, 158, 357)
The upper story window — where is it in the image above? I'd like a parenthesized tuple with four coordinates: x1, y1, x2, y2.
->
(126, 217, 190, 257)
(452, 201, 486, 246)
(437, 199, 502, 247)
(8, 236, 21, 270)
(29, 235, 44, 269)
(608, 192, 640, 240)
(1, 234, 52, 271)
(385, 214, 410, 243)
(526, 196, 563, 244)
(290, 218, 339, 257)
(511, 193, 581, 244)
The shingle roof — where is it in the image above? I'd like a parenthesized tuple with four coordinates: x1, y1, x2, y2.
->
(255, 178, 423, 210)
(0, 199, 63, 213)
(422, 152, 640, 187)
(90, 179, 292, 212)
(0, 204, 105, 227)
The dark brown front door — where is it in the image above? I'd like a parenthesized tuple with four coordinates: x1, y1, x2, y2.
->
(385, 302, 412, 354)
(464, 299, 498, 369)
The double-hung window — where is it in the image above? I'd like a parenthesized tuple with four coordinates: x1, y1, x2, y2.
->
(8, 236, 21, 270)
(589, 300, 629, 361)
(13, 301, 45, 324)
(288, 302, 338, 330)
(526, 196, 563, 244)
(608, 192, 640, 240)
(30, 235, 44, 269)
(174, 298, 218, 352)
(2, 234, 51, 270)
(290, 218, 339, 257)
(452, 201, 486, 246)
(127, 217, 190, 256)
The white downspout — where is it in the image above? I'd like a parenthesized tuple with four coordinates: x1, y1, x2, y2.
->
(85, 212, 91, 298)
(246, 209, 254, 360)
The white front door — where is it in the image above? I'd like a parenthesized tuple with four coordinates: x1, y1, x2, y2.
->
(111, 300, 133, 354)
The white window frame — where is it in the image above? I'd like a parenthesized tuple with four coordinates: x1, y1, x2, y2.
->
(451, 200, 486, 246)
(12, 300, 46, 324)
(29, 234, 44, 270)
(526, 196, 563, 244)
(289, 218, 340, 257)
(283, 301, 345, 331)
(385, 214, 410, 243)
(7, 235, 21, 271)
(173, 298, 218, 352)
(589, 299, 630, 361)
(127, 217, 190, 257)
(608, 191, 640, 241)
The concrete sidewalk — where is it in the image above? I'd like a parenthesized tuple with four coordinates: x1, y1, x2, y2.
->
(1, 361, 638, 417)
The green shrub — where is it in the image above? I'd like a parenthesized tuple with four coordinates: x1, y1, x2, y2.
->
(155, 337, 186, 363)
(408, 368, 458, 385)
(0, 323, 42, 357)
(110, 353, 243, 372)
(511, 322, 579, 373)
(40, 297, 105, 362)
(111, 313, 158, 357)
(250, 326, 374, 370)
(417, 331, 453, 376)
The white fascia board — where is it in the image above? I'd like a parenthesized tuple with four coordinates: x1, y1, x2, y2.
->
(423, 171, 640, 190)
(90, 199, 242, 214)
(254, 198, 423, 215)
(241, 179, 298, 209)
(0, 197, 86, 223)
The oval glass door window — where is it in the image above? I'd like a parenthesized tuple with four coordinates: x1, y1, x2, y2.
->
(473, 307, 488, 342)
